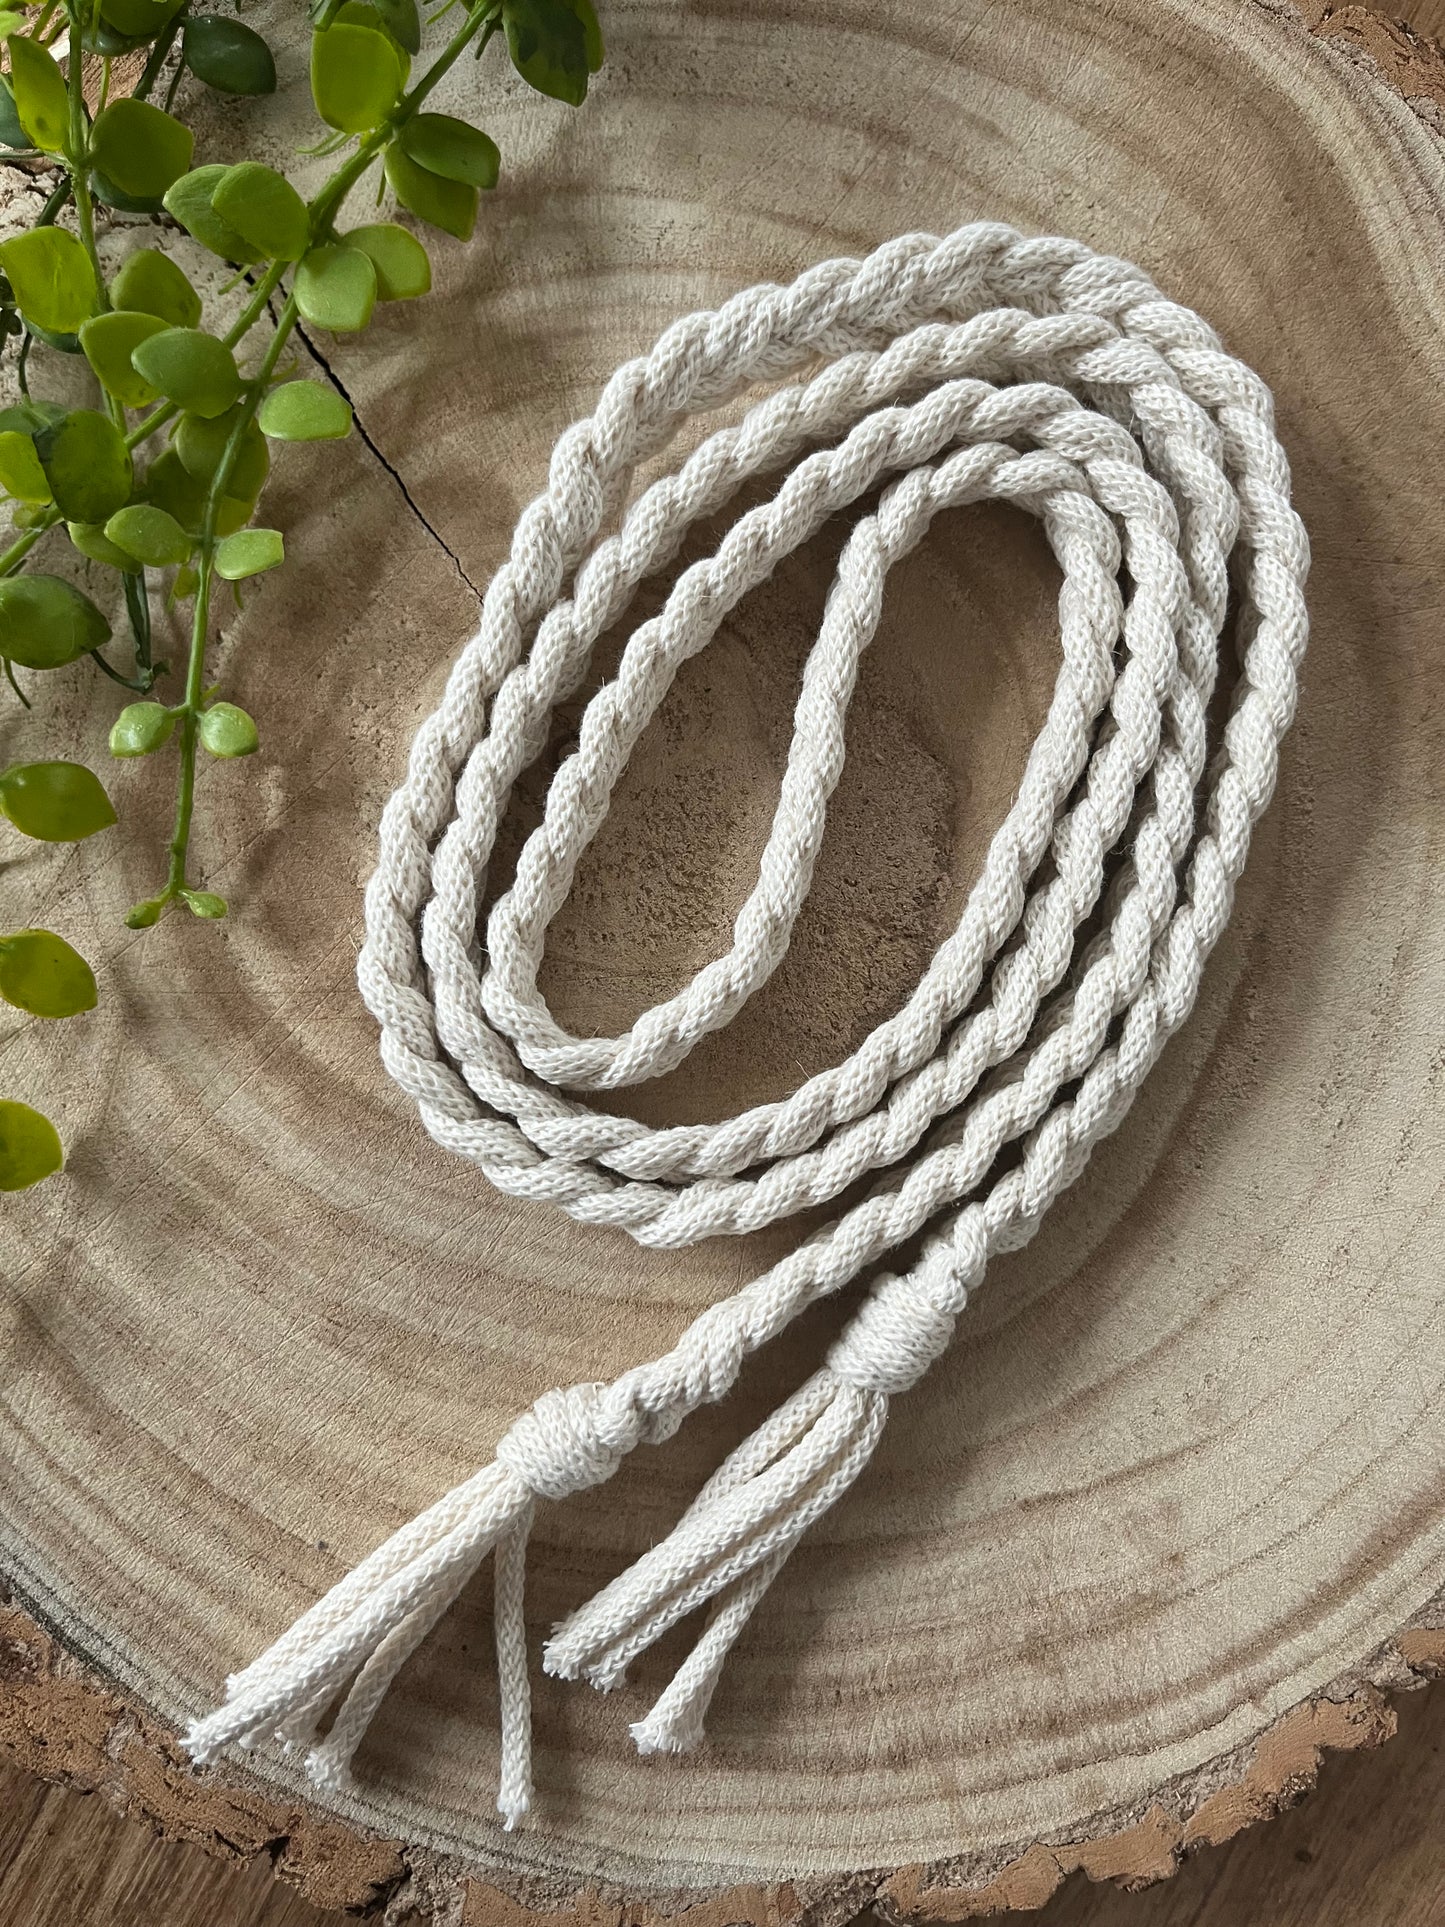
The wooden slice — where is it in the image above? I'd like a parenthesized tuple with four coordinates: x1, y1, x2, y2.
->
(2, 0, 1444, 1917)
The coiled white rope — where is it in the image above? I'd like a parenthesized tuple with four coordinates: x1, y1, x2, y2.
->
(184, 223, 1309, 1829)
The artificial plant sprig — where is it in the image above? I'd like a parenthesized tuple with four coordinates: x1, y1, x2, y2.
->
(0, 0, 604, 1184)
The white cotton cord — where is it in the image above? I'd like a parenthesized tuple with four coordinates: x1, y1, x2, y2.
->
(546, 1369, 890, 1741)
(544, 1373, 886, 1689)
(492, 1507, 535, 1829)
(627, 1552, 791, 1757)
(304, 1585, 460, 1795)
(183, 1461, 534, 1777)
(185, 224, 1309, 1828)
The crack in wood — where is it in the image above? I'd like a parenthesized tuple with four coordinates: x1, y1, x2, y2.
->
(291, 311, 485, 607)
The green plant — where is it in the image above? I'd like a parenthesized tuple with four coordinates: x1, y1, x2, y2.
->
(0, 755, 112, 1186)
(0, 0, 603, 1184)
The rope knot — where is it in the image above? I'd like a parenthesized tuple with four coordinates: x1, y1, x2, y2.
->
(827, 1267, 961, 1396)
(497, 1382, 634, 1502)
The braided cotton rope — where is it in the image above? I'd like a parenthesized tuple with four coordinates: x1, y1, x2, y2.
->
(184, 223, 1309, 1828)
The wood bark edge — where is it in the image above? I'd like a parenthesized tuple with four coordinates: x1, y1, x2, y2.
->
(1, 1, 1442, 1920)
(2, 1588, 1442, 1922)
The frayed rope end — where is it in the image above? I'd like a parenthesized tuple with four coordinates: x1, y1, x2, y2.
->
(180, 1716, 229, 1770)
(630, 1711, 702, 1756)
(499, 1790, 531, 1832)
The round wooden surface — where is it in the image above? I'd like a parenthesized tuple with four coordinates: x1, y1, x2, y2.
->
(2, 0, 1444, 1914)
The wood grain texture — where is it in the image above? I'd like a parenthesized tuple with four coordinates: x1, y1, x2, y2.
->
(0, 1768, 334, 1927)
(1, 0, 1443, 1917)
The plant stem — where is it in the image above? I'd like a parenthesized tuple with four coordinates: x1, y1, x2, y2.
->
(0, 520, 54, 574)
(133, 3, 185, 102)
(63, 10, 107, 323)
(62, 0, 147, 689)
(163, 560, 209, 902)
(122, 567, 153, 675)
(156, 290, 300, 910)
(88, 645, 152, 690)
(35, 175, 72, 227)
(3, 656, 31, 707)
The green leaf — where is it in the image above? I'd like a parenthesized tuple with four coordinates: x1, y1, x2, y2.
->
(84, 18, 153, 55)
(100, 0, 185, 35)
(0, 401, 66, 436)
(67, 520, 136, 569)
(383, 145, 477, 242)
(310, 20, 403, 134)
(182, 14, 276, 95)
(0, 759, 117, 838)
(334, 0, 412, 66)
(0, 1099, 63, 1190)
(5, 35, 68, 153)
(198, 697, 260, 751)
(91, 98, 194, 206)
(79, 309, 168, 407)
(295, 243, 376, 332)
(370, 0, 419, 55)
(218, 497, 256, 537)
(180, 887, 227, 917)
(142, 447, 206, 532)
(344, 222, 429, 300)
(109, 249, 202, 328)
(130, 327, 241, 418)
(0, 228, 99, 336)
(258, 379, 352, 441)
(176, 406, 269, 500)
(213, 529, 282, 581)
(0, 928, 96, 1018)
(21, 317, 82, 355)
(0, 75, 28, 148)
(109, 699, 176, 756)
(0, 430, 50, 503)
(92, 170, 171, 217)
(163, 166, 267, 265)
(397, 113, 499, 189)
(501, 0, 602, 106)
(212, 162, 310, 262)
(144, 449, 253, 538)
(33, 411, 132, 525)
(104, 503, 191, 567)
(0, 576, 111, 670)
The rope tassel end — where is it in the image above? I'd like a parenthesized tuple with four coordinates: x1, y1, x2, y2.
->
(182, 1462, 539, 1828)
(544, 1366, 890, 1757)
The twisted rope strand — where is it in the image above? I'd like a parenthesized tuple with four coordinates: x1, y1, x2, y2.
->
(184, 224, 1308, 1828)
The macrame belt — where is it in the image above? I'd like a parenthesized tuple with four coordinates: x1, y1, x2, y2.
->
(184, 222, 1309, 1827)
